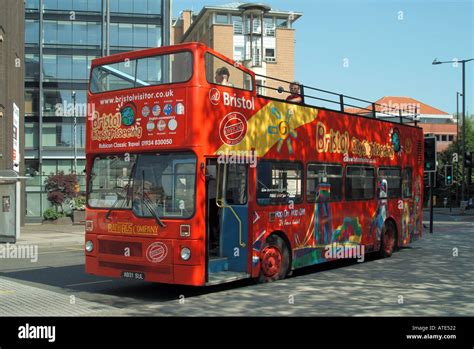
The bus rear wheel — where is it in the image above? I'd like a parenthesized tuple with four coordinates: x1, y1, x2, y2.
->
(380, 221, 396, 258)
(258, 235, 290, 283)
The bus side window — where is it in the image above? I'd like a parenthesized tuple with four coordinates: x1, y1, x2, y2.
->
(257, 161, 303, 205)
(306, 163, 342, 202)
(402, 167, 413, 198)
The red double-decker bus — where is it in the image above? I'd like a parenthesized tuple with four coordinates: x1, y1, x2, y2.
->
(85, 42, 423, 286)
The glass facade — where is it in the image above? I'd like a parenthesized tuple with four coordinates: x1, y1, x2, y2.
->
(24, 0, 168, 219)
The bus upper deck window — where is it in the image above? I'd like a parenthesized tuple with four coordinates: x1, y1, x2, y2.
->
(90, 51, 193, 93)
(205, 52, 253, 91)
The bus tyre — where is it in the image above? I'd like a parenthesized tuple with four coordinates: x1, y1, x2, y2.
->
(380, 221, 396, 258)
(258, 235, 290, 283)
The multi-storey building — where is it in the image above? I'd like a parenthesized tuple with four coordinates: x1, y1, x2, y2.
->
(24, 0, 170, 221)
(172, 2, 302, 97)
(0, 0, 25, 234)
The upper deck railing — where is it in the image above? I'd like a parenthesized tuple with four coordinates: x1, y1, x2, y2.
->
(255, 73, 419, 126)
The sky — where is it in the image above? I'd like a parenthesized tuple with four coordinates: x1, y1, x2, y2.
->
(172, 0, 474, 115)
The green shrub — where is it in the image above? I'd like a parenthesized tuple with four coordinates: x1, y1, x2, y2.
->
(43, 208, 65, 220)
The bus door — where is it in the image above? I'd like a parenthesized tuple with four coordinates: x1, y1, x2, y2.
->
(206, 160, 248, 275)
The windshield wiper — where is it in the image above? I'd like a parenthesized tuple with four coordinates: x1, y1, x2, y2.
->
(140, 170, 166, 228)
(105, 190, 126, 221)
(105, 161, 136, 220)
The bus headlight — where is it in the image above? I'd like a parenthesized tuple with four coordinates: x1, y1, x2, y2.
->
(85, 240, 94, 252)
(180, 247, 191, 261)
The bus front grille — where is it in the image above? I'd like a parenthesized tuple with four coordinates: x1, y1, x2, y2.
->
(99, 240, 142, 257)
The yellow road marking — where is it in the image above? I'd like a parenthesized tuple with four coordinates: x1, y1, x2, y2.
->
(0, 290, 16, 296)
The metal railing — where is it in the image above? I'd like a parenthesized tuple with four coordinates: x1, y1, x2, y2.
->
(255, 73, 419, 126)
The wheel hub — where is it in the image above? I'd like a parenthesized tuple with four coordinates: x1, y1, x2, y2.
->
(261, 246, 282, 278)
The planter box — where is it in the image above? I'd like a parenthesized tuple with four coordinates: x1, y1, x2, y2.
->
(73, 210, 86, 225)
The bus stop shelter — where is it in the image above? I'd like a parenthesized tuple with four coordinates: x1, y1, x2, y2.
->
(0, 170, 26, 243)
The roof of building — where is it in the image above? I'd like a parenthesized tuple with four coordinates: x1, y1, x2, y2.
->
(345, 96, 451, 116)
(179, 2, 303, 41)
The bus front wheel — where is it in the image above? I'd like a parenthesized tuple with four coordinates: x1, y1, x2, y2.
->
(258, 235, 290, 283)
(380, 221, 396, 258)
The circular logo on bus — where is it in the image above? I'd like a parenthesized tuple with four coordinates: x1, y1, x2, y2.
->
(142, 105, 150, 117)
(163, 104, 173, 116)
(157, 119, 166, 132)
(209, 88, 221, 105)
(152, 104, 161, 116)
(168, 118, 178, 131)
(121, 104, 135, 126)
(219, 112, 248, 146)
(146, 242, 168, 263)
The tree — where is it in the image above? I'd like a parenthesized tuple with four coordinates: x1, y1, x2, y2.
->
(44, 172, 79, 213)
(436, 117, 474, 205)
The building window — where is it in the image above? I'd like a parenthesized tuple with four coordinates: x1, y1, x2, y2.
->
(257, 161, 303, 205)
(25, 20, 39, 44)
(276, 18, 288, 28)
(118, 23, 133, 47)
(265, 48, 275, 62)
(378, 167, 401, 199)
(133, 24, 148, 47)
(448, 135, 454, 141)
(25, 0, 39, 9)
(73, 22, 88, 45)
(25, 123, 39, 148)
(307, 163, 343, 202)
(118, 0, 133, 13)
(87, 22, 101, 46)
(43, 55, 58, 80)
(87, 0, 102, 12)
(264, 17, 275, 36)
(234, 46, 244, 61)
(43, 20, 58, 44)
(441, 135, 447, 141)
(345, 166, 375, 200)
(215, 13, 229, 24)
(57, 55, 73, 79)
(25, 89, 39, 116)
(232, 15, 243, 34)
(57, 21, 73, 45)
(25, 54, 40, 80)
(147, 25, 162, 47)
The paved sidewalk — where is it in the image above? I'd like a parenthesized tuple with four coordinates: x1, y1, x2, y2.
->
(0, 276, 118, 316)
(17, 224, 84, 247)
(428, 207, 474, 216)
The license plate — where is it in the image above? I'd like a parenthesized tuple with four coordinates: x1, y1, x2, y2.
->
(121, 271, 145, 280)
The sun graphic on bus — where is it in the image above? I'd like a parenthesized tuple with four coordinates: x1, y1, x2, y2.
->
(267, 105, 298, 154)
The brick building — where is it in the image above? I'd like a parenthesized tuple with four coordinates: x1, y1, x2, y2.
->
(172, 2, 302, 97)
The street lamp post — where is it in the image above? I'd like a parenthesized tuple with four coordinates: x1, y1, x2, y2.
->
(456, 92, 462, 204)
(433, 58, 474, 203)
(72, 91, 77, 174)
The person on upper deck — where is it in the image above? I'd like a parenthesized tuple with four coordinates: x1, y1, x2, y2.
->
(286, 81, 304, 104)
(215, 67, 233, 87)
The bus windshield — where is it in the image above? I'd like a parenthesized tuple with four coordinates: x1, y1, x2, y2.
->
(88, 152, 197, 219)
(89, 51, 193, 93)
